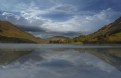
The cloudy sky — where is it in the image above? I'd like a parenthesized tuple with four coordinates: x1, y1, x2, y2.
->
(0, 0, 121, 38)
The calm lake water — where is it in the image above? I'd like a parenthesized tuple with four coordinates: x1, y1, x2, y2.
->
(0, 44, 121, 78)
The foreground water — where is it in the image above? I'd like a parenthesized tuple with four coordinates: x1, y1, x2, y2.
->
(0, 44, 121, 78)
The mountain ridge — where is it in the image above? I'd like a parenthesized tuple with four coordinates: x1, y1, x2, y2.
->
(1, 16, 121, 44)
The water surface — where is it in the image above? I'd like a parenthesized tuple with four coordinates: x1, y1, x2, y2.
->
(0, 44, 121, 78)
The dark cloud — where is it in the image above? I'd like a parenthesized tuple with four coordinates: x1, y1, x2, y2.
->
(19, 26, 45, 32)
(41, 12, 73, 21)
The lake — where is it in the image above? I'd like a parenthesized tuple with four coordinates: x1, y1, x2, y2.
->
(0, 44, 121, 78)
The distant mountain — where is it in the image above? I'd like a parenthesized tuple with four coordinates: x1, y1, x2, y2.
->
(73, 17, 121, 43)
(0, 21, 44, 43)
(47, 36, 69, 43)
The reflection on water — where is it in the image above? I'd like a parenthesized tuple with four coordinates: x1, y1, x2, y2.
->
(0, 44, 121, 78)
(0, 49, 33, 65)
(75, 48, 121, 71)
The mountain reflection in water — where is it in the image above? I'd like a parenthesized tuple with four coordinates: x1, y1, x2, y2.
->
(0, 44, 121, 78)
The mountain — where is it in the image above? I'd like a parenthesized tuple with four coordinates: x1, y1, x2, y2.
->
(47, 36, 69, 43)
(73, 17, 121, 43)
(0, 21, 43, 43)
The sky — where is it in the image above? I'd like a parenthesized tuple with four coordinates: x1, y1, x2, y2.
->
(0, 0, 121, 38)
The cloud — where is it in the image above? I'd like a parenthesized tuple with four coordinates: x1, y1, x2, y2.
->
(0, 0, 121, 37)
(18, 1, 119, 34)
(50, 4, 78, 13)
(20, 3, 43, 23)
(19, 2, 77, 31)
(40, 8, 120, 34)
(2, 12, 20, 20)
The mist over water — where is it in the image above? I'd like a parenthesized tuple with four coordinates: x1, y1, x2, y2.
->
(0, 44, 121, 78)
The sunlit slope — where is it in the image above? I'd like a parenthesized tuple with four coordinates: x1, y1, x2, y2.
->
(73, 17, 121, 43)
(0, 21, 43, 43)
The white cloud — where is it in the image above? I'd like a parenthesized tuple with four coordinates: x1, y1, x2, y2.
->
(20, 2, 49, 26)
(21, 3, 43, 23)
(20, 2, 77, 23)
(2, 12, 20, 20)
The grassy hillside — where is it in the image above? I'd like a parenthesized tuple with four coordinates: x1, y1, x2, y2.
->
(72, 17, 121, 44)
(0, 21, 44, 43)
(1, 16, 121, 44)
